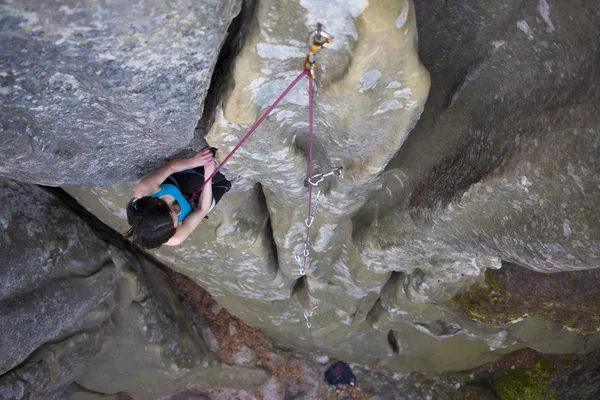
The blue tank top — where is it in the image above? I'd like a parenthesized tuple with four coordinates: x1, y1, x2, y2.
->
(151, 184, 192, 222)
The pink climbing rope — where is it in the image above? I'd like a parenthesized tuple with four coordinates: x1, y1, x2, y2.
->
(192, 69, 309, 200)
(187, 30, 329, 333)
(302, 75, 315, 324)
(186, 25, 334, 340)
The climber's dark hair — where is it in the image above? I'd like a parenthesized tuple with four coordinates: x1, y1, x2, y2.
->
(125, 196, 176, 249)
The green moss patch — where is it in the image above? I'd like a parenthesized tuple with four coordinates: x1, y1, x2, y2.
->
(493, 360, 558, 400)
(447, 263, 600, 335)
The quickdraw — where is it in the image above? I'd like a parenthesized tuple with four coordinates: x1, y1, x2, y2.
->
(297, 25, 343, 333)
(303, 303, 319, 328)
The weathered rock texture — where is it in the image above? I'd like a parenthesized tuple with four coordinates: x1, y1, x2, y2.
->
(0, 0, 241, 186)
(2, 0, 599, 382)
(0, 178, 268, 400)
(0, 178, 116, 386)
(65, 0, 600, 374)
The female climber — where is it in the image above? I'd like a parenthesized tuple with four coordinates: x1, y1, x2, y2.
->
(126, 147, 231, 249)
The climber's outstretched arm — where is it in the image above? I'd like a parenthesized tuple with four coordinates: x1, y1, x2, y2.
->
(164, 208, 205, 246)
(133, 148, 214, 198)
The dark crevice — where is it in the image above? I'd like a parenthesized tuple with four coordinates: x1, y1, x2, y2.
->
(290, 276, 312, 311)
(365, 298, 382, 327)
(348, 294, 370, 325)
(406, 122, 509, 215)
(440, 69, 468, 111)
(363, 271, 401, 328)
(381, 270, 403, 299)
(290, 276, 313, 310)
(388, 330, 400, 354)
(257, 183, 281, 281)
(194, 0, 258, 141)
(64, 382, 124, 398)
(386, 271, 404, 287)
(291, 277, 306, 299)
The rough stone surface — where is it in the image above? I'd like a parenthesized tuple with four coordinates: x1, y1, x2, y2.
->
(354, 0, 600, 370)
(74, 247, 270, 400)
(0, 178, 116, 376)
(232, 345, 257, 366)
(126, 272, 600, 400)
(0, 332, 104, 400)
(0, 0, 241, 186)
(0, 178, 250, 399)
(2, 0, 599, 385)
(65, 0, 600, 374)
(72, 246, 218, 400)
(229, 321, 238, 337)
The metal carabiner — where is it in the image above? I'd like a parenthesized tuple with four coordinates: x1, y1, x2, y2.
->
(293, 266, 306, 275)
(308, 174, 324, 186)
(309, 167, 342, 186)
(305, 190, 322, 226)
(309, 24, 333, 47)
(304, 23, 334, 79)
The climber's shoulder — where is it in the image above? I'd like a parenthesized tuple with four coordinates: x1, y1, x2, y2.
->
(133, 181, 161, 199)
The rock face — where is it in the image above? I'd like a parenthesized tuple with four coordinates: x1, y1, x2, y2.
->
(65, 0, 600, 374)
(3, 0, 600, 381)
(0, 178, 269, 400)
(0, 178, 116, 383)
(369, 0, 600, 274)
(0, 0, 241, 186)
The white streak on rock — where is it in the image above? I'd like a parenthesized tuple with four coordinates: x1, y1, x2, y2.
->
(563, 218, 572, 237)
(538, 0, 555, 32)
(250, 72, 308, 108)
(393, 88, 412, 99)
(58, 6, 77, 15)
(256, 43, 304, 60)
(358, 70, 382, 92)
(517, 20, 534, 40)
(373, 100, 402, 115)
(396, 0, 409, 29)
